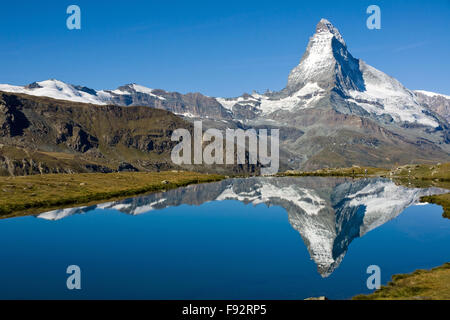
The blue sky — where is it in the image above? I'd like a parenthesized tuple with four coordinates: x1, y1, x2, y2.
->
(0, 0, 449, 97)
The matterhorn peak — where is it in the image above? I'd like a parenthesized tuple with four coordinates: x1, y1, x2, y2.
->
(315, 18, 346, 46)
(286, 18, 357, 93)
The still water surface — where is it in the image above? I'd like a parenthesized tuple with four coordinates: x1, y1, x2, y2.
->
(0, 177, 449, 299)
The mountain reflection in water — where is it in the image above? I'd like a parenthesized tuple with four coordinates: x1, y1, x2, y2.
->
(37, 177, 447, 277)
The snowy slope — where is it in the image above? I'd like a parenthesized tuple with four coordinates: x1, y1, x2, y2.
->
(347, 62, 439, 127)
(0, 80, 109, 105)
(106, 83, 166, 100)
(0, 80, 166, 105)
(216, 83, 326, 115)
(413, 90, 450, 123)
(414, 90, 450, 100)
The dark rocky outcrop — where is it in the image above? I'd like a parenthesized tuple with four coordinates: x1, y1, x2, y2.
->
(118, 162, 139, 172)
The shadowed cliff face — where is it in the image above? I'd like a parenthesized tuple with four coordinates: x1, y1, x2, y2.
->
(35, 177, 447, 277)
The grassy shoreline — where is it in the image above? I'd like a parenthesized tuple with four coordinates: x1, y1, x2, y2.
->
(0, 171, 224, 219)
(277, 163, 450, 181)
(276, 166, 390, 178)
(353, 263, 450, 300)
(2, 162, 449, 219)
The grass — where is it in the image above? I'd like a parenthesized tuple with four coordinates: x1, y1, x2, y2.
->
(388, 163, 450, 219)
(277, 166, 389, 178)
(390, 163, 450, 181)
(353, 263, 450, 300)
(278, 163, 450, 180)
(0, 171, 224, 218)
(3, 162, 448, 219)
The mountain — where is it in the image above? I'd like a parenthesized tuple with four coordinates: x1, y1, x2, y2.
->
(0, 91, 257, 175)
(1, 19, 449, 170)
(214, 19, 450, 169)
(0, 91, 188, 175)
(0, 80, 232, 120)
(280, 19, 437, 127)
(35, 176, 447, 277)
(219, 19, 449, 126)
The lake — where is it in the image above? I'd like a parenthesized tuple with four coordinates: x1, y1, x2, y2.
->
(0, 177, 449, 299)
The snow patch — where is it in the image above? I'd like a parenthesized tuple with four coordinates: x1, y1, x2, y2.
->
(414, 90, 450, 100)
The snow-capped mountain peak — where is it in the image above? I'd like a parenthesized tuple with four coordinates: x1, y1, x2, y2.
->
(108, 83, 166, 100)
(281, 19, 440, 127)
(286, 18, 361, 94)
(0, 79, 109, 105)
(315, 18, 346, 46)
(0, 80, 168, 105)
(0, 19, 446, 129)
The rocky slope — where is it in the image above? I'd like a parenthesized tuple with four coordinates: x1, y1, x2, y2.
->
(414, 90, 450, 123)
(0, 80, 232, 120)
(0, 91, 189, 175)
(214, 19, 450, 169)
(0, 92, 257, 176)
